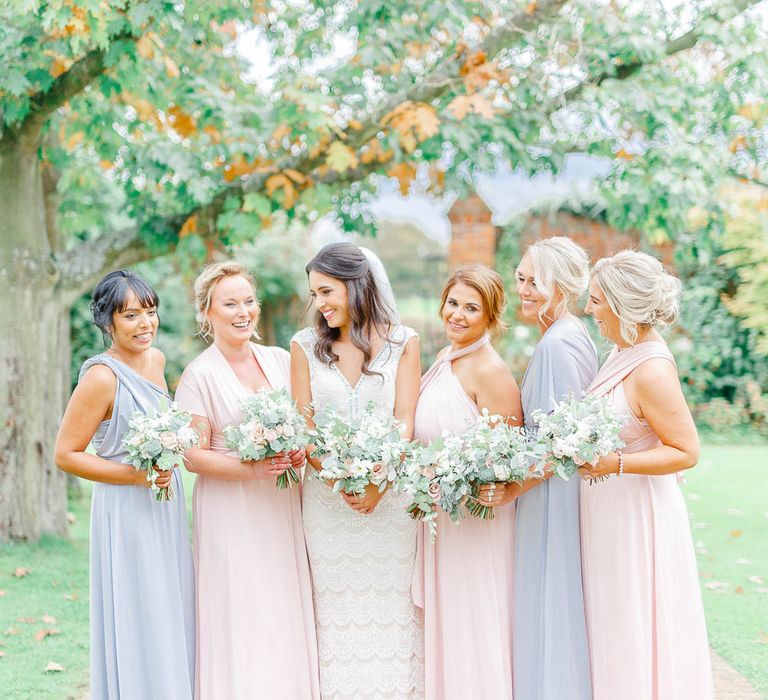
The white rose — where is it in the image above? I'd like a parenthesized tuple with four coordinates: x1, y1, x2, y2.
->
(159, 432, 180, 451)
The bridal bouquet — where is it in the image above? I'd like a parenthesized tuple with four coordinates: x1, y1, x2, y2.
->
(310, 403, 409, 496)
(396, 431, 471, 540)
(532, 392, 625, 481)
(463, 410, 542, 520)
(122, 400, 199, 501)
(223, 388, 308, 489)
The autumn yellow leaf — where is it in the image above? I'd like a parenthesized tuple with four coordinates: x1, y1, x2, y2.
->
(34, 629, 60, 642)
(99, 160, 113, 170)
(167, 105, 196, 138)
(46, 52, 71, 79)
(526, 2, 539, 14)
(730, 530, 743, 538)
(347, 119, 364, 131)
(387, 162, 417, 195)
(12, 567, 29, 578)
(326, 142, 359, 173)
(65, 132, 84, 151)
(382, 102, 440, 151)
(738, 103, 761, 122)
(447, 94, 495, 120)
(163, 56, 180, 79)
(283, 168, 306, 184)
(271, 125, 293, 145)
(615, 148, 634, 160)
(360, 139, 393, 165)
(729, 135, 746, 153)
(136, 35, 155, 61)
(223, 157, 257, 182)
(179, 215, 198, 238)
(266, 174, 298, 209)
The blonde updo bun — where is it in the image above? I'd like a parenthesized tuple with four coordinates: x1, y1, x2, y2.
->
(522, 236, 590, 323)
(592, 250, 681, 345)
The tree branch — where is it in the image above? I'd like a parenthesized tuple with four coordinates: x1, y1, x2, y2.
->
(561, 0, 763, 102)
(54, 224, 154, 302)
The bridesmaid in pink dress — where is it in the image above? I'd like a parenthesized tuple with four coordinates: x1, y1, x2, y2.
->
(175, 262, 320, 700)
(413, 265, 522, 700)
(579, 251, 714, 699)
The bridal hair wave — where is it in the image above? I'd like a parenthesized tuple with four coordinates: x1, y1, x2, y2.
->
(305, 242, 394, 376)
(90, 269, 159, 346)
(592, 250, 681, 346)
(193, 261, 260, 341)
(521, 236, 590, 325)
(439, 264, 508, 337)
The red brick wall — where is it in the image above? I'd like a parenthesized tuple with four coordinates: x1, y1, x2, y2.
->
(447, 200, 675, 270)
(447, 195, 497, 270)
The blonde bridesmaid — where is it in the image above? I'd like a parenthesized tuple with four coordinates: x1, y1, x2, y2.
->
(413, 265, 522, 700)
(175, 262, 319, 700)
(580, 250, 714, 699)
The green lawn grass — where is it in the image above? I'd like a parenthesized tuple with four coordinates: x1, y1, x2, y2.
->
(0, 448, 766, 698)
(683, 444, 768, 696)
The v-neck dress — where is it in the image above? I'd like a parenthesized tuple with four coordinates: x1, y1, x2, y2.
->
(411, 334, 515, 700)
(513, 316, 598, 700)
(80, 354, 195, 700)
(175, 343, 320, 700)
(292, 325, 424, 699)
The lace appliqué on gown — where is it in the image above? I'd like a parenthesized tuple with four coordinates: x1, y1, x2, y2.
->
(293, 326, 424, 700)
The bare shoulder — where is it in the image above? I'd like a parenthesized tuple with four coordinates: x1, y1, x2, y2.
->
(149, 347, 166, 369)
(631, 356, 677, 387)
(78, 363, 117, 395)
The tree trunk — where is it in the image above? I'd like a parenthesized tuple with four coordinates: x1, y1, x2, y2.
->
(0, 131, 68, 541)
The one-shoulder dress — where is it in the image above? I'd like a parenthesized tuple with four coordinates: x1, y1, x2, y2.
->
(81, 354, 195, 700)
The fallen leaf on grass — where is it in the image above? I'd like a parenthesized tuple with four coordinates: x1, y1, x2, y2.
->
(12, 567, 29, 578)
(34, 629, 60, 642)
(41, 615, 57, 624)
(730, 530, 742, 538)
(17, 617, 36, 624)
(734, 586, 745, 594)
(759, 631, 768, 644)
(63, 593, 77, 601)
(4, 627, 21, 636)
(703, 581, 730, 591)
(0, 590, 6, 596)
(44, 661, 64, 672)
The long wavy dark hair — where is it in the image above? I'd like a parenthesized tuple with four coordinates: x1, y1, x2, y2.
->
(305, 242, 394, 377)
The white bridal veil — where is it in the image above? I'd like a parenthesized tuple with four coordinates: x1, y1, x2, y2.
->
(359, 247, 401, 325)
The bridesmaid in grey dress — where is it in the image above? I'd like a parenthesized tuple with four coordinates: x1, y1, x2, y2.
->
(482, 237, 597, 699)
(55, 270, 194, 700)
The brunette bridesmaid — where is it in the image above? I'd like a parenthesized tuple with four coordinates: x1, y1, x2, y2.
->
(55, 270, 195, 700)
(175, 262, 319, 700)
(580, 250, 714, 699)
(413, 265, 522, 700)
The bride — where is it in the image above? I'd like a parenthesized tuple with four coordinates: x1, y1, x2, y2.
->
(291, 242, 424, 699)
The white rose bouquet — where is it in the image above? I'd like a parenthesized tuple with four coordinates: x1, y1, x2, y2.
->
(122, 400, 199, 501)
(532, 392, 625, 481)
(396, 431, 475, 539)
(223, 388, 309, 489)
(463, 410, 543, 520)
(309, 403, 409, 496)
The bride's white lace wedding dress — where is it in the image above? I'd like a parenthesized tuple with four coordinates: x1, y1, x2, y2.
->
(292, 325, 424, 699)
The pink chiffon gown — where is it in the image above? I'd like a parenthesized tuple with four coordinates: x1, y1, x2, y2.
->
(412, 334, 515, 700)
(580, 341, 714, 700)
(175, 342, 320, 700)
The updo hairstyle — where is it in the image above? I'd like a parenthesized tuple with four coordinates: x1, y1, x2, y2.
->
(90, 269, 159, 346)
(591, 250, 681, 345)
(523, 236, 590, 324)
(193, 261, 259, 341)
(439, 264, 508, 336)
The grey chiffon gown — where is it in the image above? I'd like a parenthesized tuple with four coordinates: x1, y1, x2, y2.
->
(513, 317, 598, 700)
(81, 354, 195, 700)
